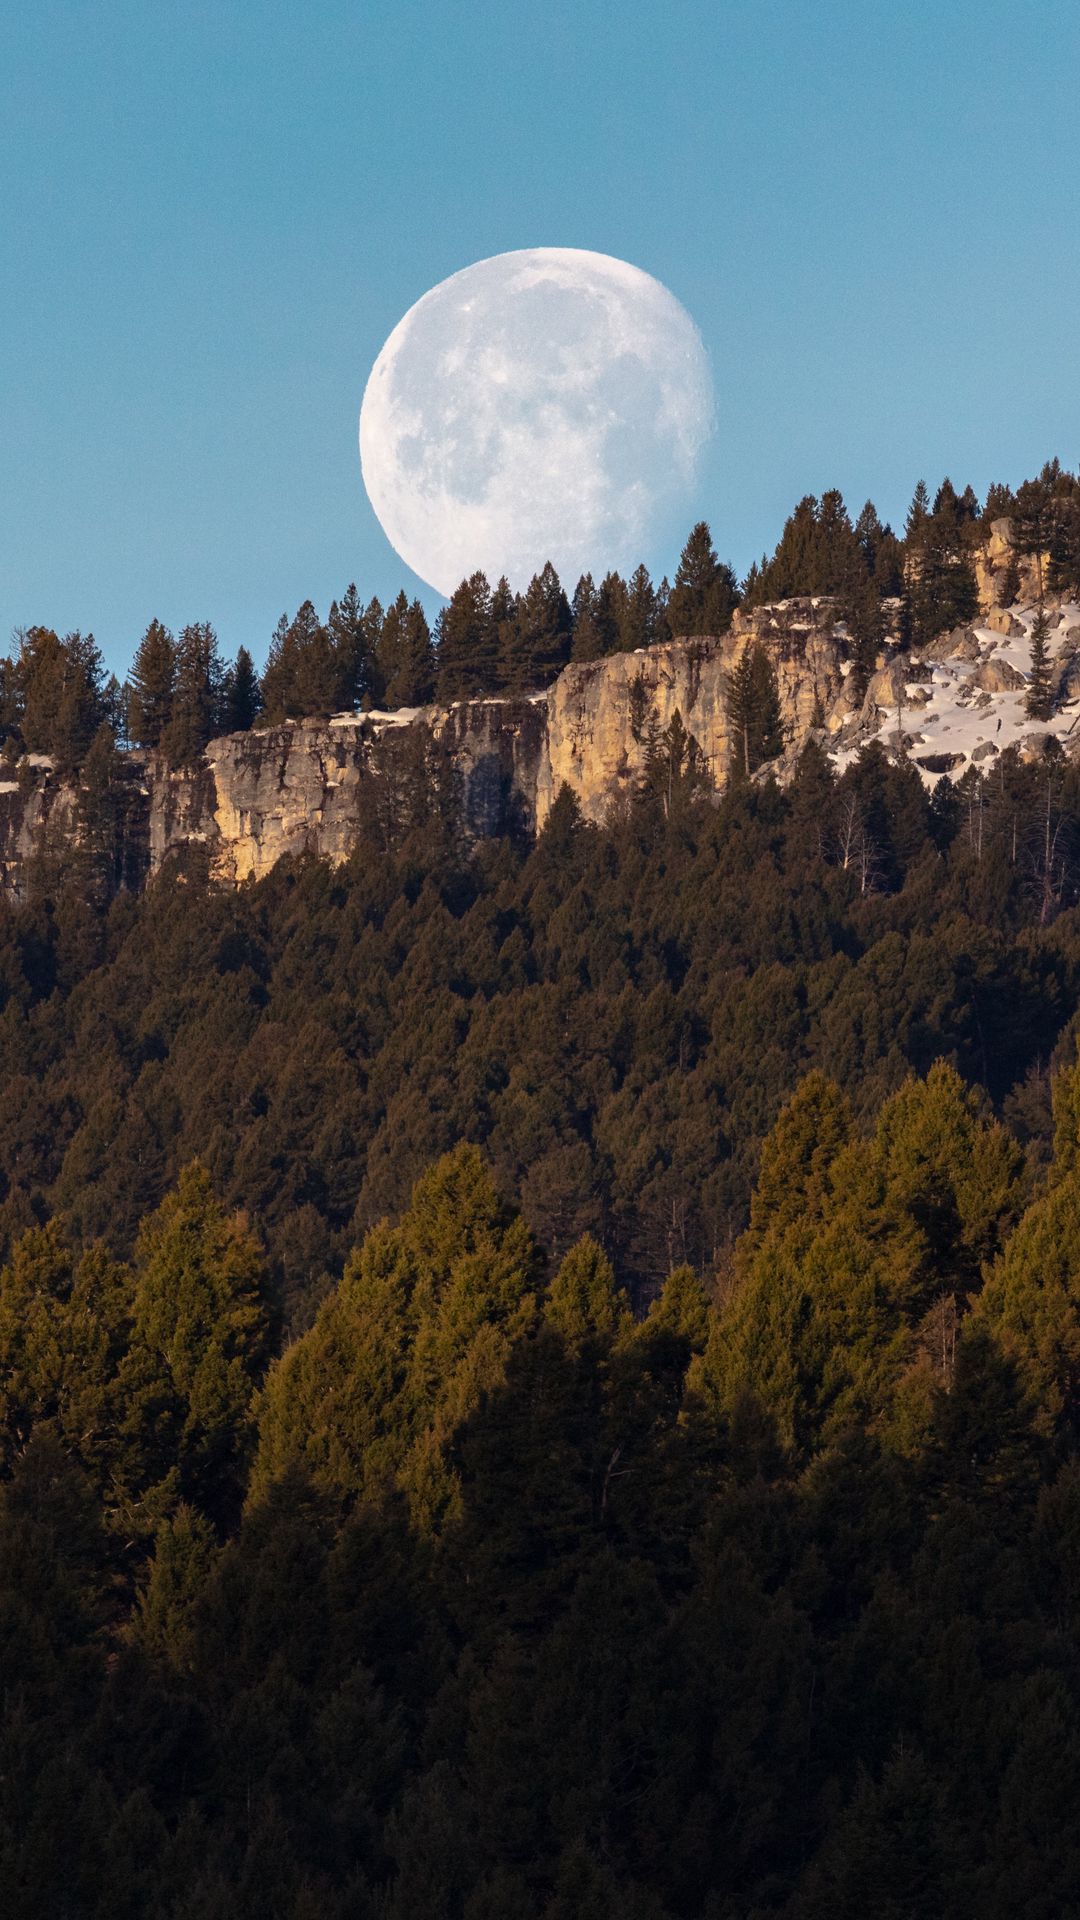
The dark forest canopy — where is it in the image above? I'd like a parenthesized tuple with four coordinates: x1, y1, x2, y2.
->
(3, 737, 1080, 1317)
(8, 1044, 1080, 1912)
(4, 460, 1080, 773)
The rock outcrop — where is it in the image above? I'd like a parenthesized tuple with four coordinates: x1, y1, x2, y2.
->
(2, 566, 1078, 902)
(975, 517, 1048, 612)
(0, 607, 849, 899)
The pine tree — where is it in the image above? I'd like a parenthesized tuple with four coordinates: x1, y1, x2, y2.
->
(1026, 604, 1054, 721)
(291, 601, 342, 715)
(163, 621, 223, 764)
(593, 572, 626, 657)
(327, 582, 373, 708)
(641, 707, 709, 817)
(379, 593, 435, 707)
(15, 626, 106, 770)
(221, 645, 262, 732)
(489, 574, 518, 689)
(509, 563, 572, 689)
(399, 597, 436, 707)
(127, 619, 177, 749)
(725, 641, 784, 778)
(619, 564, 662, 652)
(999, 553, 1022, 608)
(905, 479, 931, 544)
(668, 522, 740, 635)
(1013, 472, 1055, 597)
(261, 601, 339, 721)
(435, 572, 499, 700)
(123, 1162, 271, 1520)
(570, 574, 602, 661)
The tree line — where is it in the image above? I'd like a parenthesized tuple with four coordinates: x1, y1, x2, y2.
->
(4, 461, 1079, 775)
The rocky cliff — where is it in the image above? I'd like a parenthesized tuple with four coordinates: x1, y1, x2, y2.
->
(0, 607, 855, 899)
(0, 513, 1073, 901)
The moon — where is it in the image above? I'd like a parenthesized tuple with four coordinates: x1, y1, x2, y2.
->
(358, 247, 715, 597)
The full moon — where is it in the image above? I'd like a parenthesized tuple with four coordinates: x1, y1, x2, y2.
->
(358, 247, 714, 597)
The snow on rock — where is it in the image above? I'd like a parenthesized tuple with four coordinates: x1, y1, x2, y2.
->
(826, 602, 1080, 789)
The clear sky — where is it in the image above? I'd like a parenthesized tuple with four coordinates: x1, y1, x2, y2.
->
(3, 0, 1079, 676)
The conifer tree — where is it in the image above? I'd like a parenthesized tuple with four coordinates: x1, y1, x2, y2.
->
(725, 641, 784, 778)
(1013, 471, 1055, 597)
(490, 575, 518, 685)
(260, 612, 294, 722)
(593, 571, 626, 657)
(221, 645, 262, 732)
(14, 626, 106, 770)
(328, 582, 374, 708)
(123, 1162, 270, 1519)
(378, 592, 435, 707)
(435, 572, 499, 700)
(291, 600, 342, 715)
(614, 564, 660, 652)
(509, 563, 572, 689)
(261, 601, 339, 720)
(163, 621, 223, 764)
(999, 553, 1022, 608)
(668, 521, 739, 635)
(905, 479, 931, 544)
(570, 574, 603, 661)
(127, 619, 177, 749)
(1026, 605, 1054, 721)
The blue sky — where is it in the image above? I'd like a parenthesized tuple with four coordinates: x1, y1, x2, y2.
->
(2, 0, 1079, 675)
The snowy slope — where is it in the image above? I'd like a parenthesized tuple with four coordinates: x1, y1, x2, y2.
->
(833, 602, 1080, 786)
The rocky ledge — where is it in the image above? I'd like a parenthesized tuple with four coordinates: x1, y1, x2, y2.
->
(2, 582, 1079, 900)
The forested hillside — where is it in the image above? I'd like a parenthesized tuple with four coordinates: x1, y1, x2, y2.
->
(1, 740, 1077, 1321)
(8, 1034, 1080, 1913)
(6, 463, 1080, 1915)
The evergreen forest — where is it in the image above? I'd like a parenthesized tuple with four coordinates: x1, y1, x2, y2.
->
(6, 462, 1080, 1914)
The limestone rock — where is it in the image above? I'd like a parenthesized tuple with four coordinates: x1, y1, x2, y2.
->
(1021, 732, 1057, 761)
(0, 605, 853, 900)
(860, 657, 911, 718)
(985, 607, 1026, 638)
(921, 625, 981, 662)
(1055, 654, 1080, 702)
(973, 658, 1026, 693)
(976, 518, 1048, 613)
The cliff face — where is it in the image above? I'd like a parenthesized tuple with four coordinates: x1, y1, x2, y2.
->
(0, 606, 851, 899)
(1, 535, 1068, 900)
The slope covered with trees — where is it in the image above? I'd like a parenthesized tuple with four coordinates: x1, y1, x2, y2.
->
(7, 1056, 1080, 1916)
(6, 458, 1080, 1914)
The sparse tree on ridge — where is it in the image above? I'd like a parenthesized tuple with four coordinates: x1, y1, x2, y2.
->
(328, 582, 375, 709)
(618, 563, 665, 652)
(569, 573, 603, 661)
(507, 562, 572, 690)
